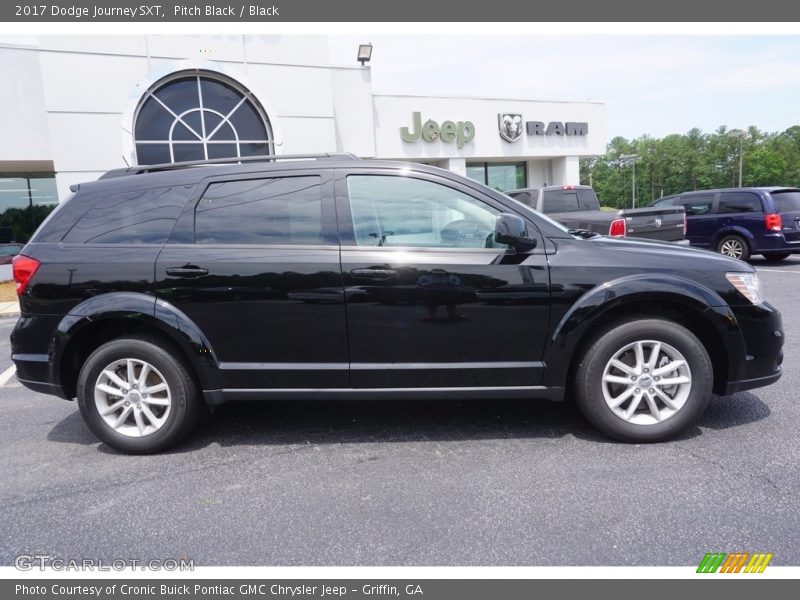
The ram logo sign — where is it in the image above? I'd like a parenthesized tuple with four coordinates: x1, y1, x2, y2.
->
(696, 552, 773, 573)
(497, 114, 589, 142)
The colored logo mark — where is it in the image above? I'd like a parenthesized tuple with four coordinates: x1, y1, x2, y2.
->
(697, 552, 773, 573)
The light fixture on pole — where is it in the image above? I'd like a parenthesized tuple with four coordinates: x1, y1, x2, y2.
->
(620, 153, 639, 209)
(729, 129, 746, 188)
(357, 43, 373, 66)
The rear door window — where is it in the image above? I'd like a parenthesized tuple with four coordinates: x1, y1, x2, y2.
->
(718, 192, 763, 214)
(195, 176, 323, 245)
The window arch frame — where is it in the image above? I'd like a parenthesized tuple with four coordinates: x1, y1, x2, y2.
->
(122, 63, 283, 167)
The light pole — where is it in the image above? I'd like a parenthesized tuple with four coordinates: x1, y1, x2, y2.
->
(729, 130, 746, 187)
(620, 153, 639, 208)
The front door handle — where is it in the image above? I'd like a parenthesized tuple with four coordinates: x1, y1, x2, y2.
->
(165, 265, 209, 278)
(350, 268, 398, 281)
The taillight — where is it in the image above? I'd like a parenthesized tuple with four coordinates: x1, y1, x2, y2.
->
(765, 213, 782, 232)
(12, 255, 40, 296)
(683, 213, 688, 236)
(609, 218, 627, 237)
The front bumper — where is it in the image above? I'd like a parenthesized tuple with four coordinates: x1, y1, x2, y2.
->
(707, 302, 784, 395)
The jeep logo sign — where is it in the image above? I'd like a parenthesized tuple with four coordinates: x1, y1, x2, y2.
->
(400, 112, 475, 148)
(498, 114, 589, 142)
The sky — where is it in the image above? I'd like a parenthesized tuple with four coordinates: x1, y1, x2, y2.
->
(329, 35, 800, 141)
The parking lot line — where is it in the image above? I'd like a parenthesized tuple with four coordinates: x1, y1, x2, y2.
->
(756, 268, 800, 275)
(0, 364, 16, 386)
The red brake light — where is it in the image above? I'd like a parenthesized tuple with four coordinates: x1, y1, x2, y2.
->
(562, 185, 575, 190)
(609, 218, 626, 237)
(12, 255, 40, 296)
(765, 213, 782, 232)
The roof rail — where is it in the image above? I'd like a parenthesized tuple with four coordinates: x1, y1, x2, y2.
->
(99, 152, 360, 180)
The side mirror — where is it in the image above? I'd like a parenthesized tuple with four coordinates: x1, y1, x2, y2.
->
(495, 213, 538, 252)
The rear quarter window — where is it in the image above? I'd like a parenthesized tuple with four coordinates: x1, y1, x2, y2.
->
(769, 191, 800, 212)
(61, 186, 189, 244)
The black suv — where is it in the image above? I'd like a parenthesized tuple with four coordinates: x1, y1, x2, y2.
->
(10, 155, 784, 453)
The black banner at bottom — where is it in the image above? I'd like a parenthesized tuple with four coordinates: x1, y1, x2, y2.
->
(4, 579, 797, 600)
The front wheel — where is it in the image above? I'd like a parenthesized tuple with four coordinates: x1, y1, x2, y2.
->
(575, 318, 713, 443)
(762, 251, 791, 262)
(77, 337, 203, 454)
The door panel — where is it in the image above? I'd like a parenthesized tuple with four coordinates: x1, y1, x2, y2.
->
(155, 171, 348, 390)
(680, 193, 717, 247)
(336, 172, 551, 389)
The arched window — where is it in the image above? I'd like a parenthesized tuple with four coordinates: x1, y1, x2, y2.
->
(133, 72, 273, 165)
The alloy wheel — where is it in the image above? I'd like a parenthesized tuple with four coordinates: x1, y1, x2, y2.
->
(601, 340, 692, 425)
(94, 358, 172, 437)
(719, 239, 744, 258)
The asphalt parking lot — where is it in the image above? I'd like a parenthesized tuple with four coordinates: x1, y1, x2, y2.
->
(1, 257, 799, 567)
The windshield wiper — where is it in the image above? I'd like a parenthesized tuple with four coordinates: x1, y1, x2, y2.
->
(568, 228, 600, 239)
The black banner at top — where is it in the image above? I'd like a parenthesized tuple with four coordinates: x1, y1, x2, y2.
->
(2, 0, 800, 22)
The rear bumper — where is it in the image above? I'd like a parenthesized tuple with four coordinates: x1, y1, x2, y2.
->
(17, 377, 71, 400)
(751, 232, 800, 253)
(12, 352, 71, 399)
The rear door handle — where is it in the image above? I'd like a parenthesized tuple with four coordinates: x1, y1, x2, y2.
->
(165, 266, 209, 278)
(350, 268, 398, 281)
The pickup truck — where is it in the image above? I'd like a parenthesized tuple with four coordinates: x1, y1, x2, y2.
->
(507, 185, 686, 242)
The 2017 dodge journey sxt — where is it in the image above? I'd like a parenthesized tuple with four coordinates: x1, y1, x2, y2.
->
(10, 154, 784, 453)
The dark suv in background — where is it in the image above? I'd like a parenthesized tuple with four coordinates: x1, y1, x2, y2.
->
(650, 187, 800, 261)
(10, 155, 784, 453)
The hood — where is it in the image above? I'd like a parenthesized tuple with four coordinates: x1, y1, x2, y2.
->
(587, 236, 753, 272)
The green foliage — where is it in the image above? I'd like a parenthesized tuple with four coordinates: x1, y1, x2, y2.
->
(581, 125, 800, 209)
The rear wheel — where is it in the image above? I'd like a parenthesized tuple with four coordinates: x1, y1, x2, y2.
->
(77, 337, 203, 454)
(717, 234, 750, 261)
(762, 251, 791, 261)
(575, 318, 713, 443)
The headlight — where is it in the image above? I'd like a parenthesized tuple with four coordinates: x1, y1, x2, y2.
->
(726, 272, 764, 304)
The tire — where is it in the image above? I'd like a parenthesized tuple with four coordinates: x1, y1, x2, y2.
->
(76, 336, 203, 454)
(762, 251, 791, 262)
(575, 318, 713, 443)
(717, 234, 750, 261)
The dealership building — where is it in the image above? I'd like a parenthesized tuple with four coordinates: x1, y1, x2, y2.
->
(0, 35, 606, 240)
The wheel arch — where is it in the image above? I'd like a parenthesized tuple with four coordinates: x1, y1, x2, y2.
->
(51, 292, 222, 402)
(713, 226, 755, 247)
(544, 275, 738, 395)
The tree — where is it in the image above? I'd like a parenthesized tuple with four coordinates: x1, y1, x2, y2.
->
(581, 124, 800, 206)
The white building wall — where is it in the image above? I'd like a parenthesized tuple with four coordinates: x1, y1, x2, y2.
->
(330, 68, 376, 157)
(551, 156, 581, 186)
(0, 44, 52, 163)
(0, 35, 606, 200)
